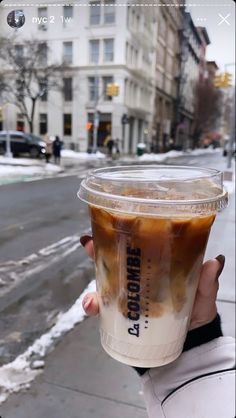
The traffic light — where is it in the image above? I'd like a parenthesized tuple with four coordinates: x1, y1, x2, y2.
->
(86, 121, 92, 130)
(214, 72, 233, 88)
(222, 72, 232, 88)
(106, 83, 120, 97)
(214, 74, 224, 88)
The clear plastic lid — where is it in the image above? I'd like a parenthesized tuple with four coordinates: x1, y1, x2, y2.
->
(78, 165, 228, 216)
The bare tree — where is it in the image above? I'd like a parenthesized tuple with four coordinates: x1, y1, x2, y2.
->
(193, 78, 222, 147)
(0, 37, 66, 133)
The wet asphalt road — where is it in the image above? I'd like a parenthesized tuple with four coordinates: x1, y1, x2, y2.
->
(0, 175, 90, 262)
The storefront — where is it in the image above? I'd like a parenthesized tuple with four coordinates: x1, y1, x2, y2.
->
(87, 112, 112, 150)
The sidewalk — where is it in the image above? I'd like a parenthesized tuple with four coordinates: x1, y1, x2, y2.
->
(0, 156, 63, 185)
(2, 148, 232, 186)
(0, 317, 147, 418)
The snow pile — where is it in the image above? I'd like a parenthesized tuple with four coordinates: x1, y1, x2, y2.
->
(138, 150, 183, 162)
(0, 279, 96, 404)
(137, 148, 222, 162)
(0, 163, 61, 177)
(0, 156, 42, 166)
(61, 149, 105, 159)
(0, 161, 62, 184)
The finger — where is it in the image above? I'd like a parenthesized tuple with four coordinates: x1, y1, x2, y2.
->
(80, 235, 95, 259)
(197, 255, 225, 298)
(189, 256, 225, 330)
(82, 292, 99, 316)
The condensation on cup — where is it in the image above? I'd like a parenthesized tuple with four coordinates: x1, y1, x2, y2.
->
(78, 166, 228, 367)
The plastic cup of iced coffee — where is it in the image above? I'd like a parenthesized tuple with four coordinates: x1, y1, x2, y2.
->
(78, 165, 228, 367)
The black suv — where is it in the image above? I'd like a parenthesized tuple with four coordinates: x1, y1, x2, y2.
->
(0, 131, 46, 158)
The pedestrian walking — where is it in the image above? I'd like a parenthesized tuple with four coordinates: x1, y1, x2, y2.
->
(114, 138, 120, 157)
(53, 135, 62, 165)
(104, 135, 114, 157)
(44, 133, 53, 163)
(80, 235, 235, 418)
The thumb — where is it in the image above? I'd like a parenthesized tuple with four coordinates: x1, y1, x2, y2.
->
(82, 292, 99, 316)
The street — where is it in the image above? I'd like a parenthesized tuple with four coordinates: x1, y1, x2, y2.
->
(0, 151, 235, 417)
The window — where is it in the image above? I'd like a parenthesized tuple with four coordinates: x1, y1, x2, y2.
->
(104, 39, 114, 62)
(39, 79, 47, 101)
(134, 49, 138, 67)
(104, 0, 115, 24)
(39, 113, 47, 135)
(166, 53, 174, 74)
(136, 14, 140, 31)
(89, 40, 99, 63)
(125, 42, 129, 64)
(63, 42, 73, 64)
(63, 114, 72, 135)
(103, 76, 113, 101)
(127, 6, 130, 28)
(63, 77, 73, 101)
(15, 45, 24, 65)
(157, 42, 165, 67)
(38, 7, 47, 30)
(16, 79, 24, 99)
(16, 113, 25, 132)
(90, 1, 101, 25)
(88, 77, 99, 101)
(158, 14, 167, 40)
(38, 43, 47, 66)
(167, 28, 175, 50)
(63, 5, 73, 26)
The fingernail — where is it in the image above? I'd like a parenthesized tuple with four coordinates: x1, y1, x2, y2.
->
(80, 235, 92, 247)
(215, 255, 225, 277)
(83, 295, 93, 310)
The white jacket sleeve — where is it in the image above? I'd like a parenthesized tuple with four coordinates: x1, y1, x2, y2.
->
(141, 337, 235, 418)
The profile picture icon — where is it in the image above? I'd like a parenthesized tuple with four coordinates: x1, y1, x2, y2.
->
(7, 10, 25, 28)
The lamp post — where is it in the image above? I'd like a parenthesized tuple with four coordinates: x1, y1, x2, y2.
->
(224, 63, 235, 169)
(92, 75, 99, 153)
(3, 103, 13, 158)
(227, 90, 235, 169)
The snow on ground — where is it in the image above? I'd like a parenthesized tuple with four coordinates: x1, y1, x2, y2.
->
(61, 149, 105, 159)
(0, 163, 61, 177)
(137, 147, 222, 162)
(121, 147, 221, 163)
(0, 156, 43, 166)
(0, 160, 62, 185)
(0, 279, 96, 404)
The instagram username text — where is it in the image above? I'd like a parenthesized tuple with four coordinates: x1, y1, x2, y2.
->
(32, 16, 72, 24)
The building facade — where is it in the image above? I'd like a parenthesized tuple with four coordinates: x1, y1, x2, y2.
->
(0, 0, 157, 153)
(175, 12, 203, 149)
(197, 27, 210, 83)
(152, 0, 184, 152)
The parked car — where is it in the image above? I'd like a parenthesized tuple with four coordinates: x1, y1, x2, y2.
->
(0, 131, 46, 158)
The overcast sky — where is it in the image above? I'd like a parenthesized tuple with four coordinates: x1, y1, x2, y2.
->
(187, 0, 235, 82)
